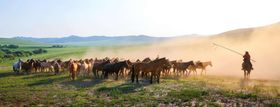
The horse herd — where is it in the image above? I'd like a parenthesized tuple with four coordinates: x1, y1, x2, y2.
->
(13, 57, 212, 84)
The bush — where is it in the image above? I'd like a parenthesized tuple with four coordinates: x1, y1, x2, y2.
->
(0, 44, 19, 49)
(13, 51, 23, 57)
(7, 44, 19, 49)
(52, 45, 64, 48)
(0, 50, 5, 58)
(23, 51, 33, 56)
(1, 49, 12, 54)
(32, 48, 47, 54)
(4, 54, 15, 59)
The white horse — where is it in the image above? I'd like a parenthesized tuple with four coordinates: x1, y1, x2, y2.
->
(13, 59, 23, 74)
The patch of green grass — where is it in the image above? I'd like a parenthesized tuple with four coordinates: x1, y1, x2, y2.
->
(167, 88, 208, 102)
(269, 101, 280, 107)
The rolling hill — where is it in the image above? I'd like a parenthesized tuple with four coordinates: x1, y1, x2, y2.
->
(0, 38, 43, 45)
(15, 35, 170, 46)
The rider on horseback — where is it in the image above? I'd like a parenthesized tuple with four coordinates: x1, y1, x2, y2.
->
(242, 51, 253, 70)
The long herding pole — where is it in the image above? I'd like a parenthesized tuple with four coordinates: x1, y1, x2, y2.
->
(213, 43, 256, 62)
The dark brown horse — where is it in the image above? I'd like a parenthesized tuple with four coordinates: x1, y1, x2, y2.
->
(142, 57, 151, 63)
(92, 59, 110, 78)
(21, 59, 35, 74)
(242, 61, 253, 79)
(131, 57, 170, 84)
(174, 61, 195, 76)
(103, 60, 131, 80)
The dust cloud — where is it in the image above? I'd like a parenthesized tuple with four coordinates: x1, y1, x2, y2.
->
(82, 22, 280, 80)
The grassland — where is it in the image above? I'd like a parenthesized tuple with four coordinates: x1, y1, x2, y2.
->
(0, 38, 42, 46)
(0, 68, 279, 106)
(0, 46, 89, 66)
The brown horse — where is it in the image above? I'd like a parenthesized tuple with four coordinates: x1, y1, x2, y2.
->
(21, 59, 35, 74)
(242, 61, 252, 79)
(69, 59, 79, 80)
(142, 57, 151, 63)
(195, 61, 212, 75)
(187, 64, 197, 76)
(92, 59, 110, 78)
(170, 60, 178, 75)
(33, 59, 42, 73)
(51, 60, 61, 75)
(103, 60, 131, 80)
(131, 57, 170, 84)
(175, 61, 195, 76)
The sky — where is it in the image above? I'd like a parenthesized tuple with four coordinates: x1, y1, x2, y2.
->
(0, 0, 280, 38)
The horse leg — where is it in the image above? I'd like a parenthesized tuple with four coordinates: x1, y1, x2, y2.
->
(244, 70, 247, 79)
(157, 73, 160, 83)
(188, 70, 191, 76)
(150, 74, 153, 84)
(136, 73, 139, 83)
(93, 69, 97, 78)
(131, 72, 135, 83)
(115, 71, 119, 80)
(248, 70, 251, 79)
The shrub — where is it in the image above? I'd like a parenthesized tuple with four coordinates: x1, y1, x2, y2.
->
(1, 49, 12, 54)
(32, 48, 47, 54)
(4, 54, 15, 59)
(0, 44, 19, 49)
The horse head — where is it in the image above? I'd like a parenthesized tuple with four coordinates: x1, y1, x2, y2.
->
(209, 61, 213, 67)
(190, 61, 195, 66)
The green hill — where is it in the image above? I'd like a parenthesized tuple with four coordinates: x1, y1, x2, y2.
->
(0, 38, 43, 45)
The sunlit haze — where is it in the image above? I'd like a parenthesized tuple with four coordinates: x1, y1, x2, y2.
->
(0, 0, 280, 37)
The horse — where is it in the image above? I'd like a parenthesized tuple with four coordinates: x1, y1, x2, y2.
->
(142, 57, 151, 63)
(187, 64, 198, 76)
(131, 57, 170, 84)
(86, 58, 94, 76)
(33, 59, 42, 73)
(56, 59, 65, 72)
(51, 60, 61, 75)
(195, 61, 212, 75)
(40, 60, 54, 72)
(92, 59, 110, 78)
(78, 59, 90, 77)
(170, 60, 178, 75)
(162, 62, 172, 76)
(119, 60, 132, 77)
(103, 60, 131, 80)
(69, 59, 79, 80)
(175, 61, 195, 76)
(242, 61, 253, 79)
(62, 60, 70, 72)
(13, 59, 23, 74)
(21, 59, 35, 74)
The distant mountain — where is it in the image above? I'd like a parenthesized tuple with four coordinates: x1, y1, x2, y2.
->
(15, 35, 170, 46)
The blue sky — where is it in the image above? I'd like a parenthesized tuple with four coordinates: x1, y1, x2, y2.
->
(0, 0, 280, 37)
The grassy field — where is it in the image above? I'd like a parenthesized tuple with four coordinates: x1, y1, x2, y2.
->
(0, 38, 41, 46)
(0, 69, 279, 106)
(0, 46, 89, 66)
